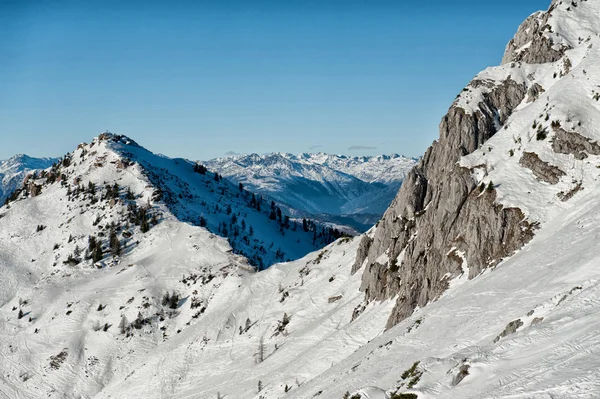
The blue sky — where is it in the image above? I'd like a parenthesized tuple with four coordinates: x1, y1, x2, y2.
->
(0, 0, 550, 160)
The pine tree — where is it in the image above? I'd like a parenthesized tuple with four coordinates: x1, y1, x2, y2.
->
(255, 337, 265, 364)
(93, 241, 103, 262)
(110, 229, 121, 256)
(169, 293, 179, 309)
(112, 182, 120, 198)
(119, 315, 128, 334)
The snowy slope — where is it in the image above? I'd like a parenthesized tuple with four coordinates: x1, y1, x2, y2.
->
(0, 154, 57, 204)
(0, 148, 393, 397)
(4, 166, 600, 399)
(204, 153, 416, 220)
(105, 136, 343, 268)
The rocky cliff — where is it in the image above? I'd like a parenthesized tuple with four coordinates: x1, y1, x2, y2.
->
(353, 0, 597, 329)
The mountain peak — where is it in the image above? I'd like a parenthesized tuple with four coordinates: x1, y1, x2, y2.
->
(94, 132, 141, 148)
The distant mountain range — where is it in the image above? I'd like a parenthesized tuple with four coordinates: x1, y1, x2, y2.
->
(204, 152, 417, 231)
(0, 154, 57, 204)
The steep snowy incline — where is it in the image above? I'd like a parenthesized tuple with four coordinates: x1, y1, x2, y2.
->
(0, 154, 57, 204)
(105, 135, 343, 268)
(288, 171, 600, 399)
(0, 151, 393, 398)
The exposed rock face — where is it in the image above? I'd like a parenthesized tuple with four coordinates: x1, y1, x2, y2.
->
(526, 83, 545, 103)
(493, 318, 524, 343)
(551, 128, 600, 160)
(502, 3, 570, 65)
(519, 152, 566, 184)
(28, 183, 42, 197)
(349, 0, 585, 330)
(558, 182, 583, 202)
(354, 78, 535, 329)
(352, 235, 373, 274)
(452, 365, 470, 386)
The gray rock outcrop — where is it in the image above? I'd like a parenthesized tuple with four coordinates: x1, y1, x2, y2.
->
(354, 78, 536, 329)
(493, 318, 524, 343)
(551, 127, 600, 160)
(519, 152, 566, 184)
(502, 3, 570, 65)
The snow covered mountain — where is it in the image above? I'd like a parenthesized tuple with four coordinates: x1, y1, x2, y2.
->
(3, 1, 600, 398)
(0, 154, 57, 204)
(204, 153, 417, 229)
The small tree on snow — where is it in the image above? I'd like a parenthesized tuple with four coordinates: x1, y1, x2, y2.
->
(119, 315, 128, 334)
(255, 336, 266, 364)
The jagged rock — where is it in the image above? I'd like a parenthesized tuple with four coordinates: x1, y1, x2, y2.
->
(351, 235, 372, 274)
(493, 319, 524, 343)
(558, 182, 583, 202)
(355, 77, 533, 329)
(502, 4, 570, 65)
(116, 159, 131, 169)
(519, 152, 566, 184)
(551, 128, 600, 160)
(531, 317, 544, 326)
(452, 364, 470, 386)
(526, 83, 545, 103)
(28, 183, 42, 197)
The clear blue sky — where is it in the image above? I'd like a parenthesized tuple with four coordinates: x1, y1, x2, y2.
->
(0, 0, 550, 161)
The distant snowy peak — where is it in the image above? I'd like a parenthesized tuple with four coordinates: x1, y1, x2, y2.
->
(204, 152, 417, 222)
(0, 154, 57, 203)
(302, 152, 418, 185)
(209, 152, 417, 185)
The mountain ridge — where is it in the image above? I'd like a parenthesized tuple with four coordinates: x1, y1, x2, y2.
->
(204, 152, 417, 228)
